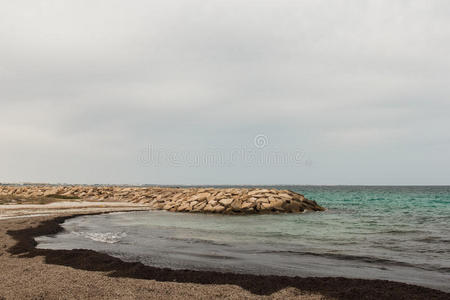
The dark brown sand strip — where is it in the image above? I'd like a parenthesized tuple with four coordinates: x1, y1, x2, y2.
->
(1, 213, 449, 300)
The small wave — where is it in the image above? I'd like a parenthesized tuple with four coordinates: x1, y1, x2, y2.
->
(162, 236, 231, 247)
(73, 231, 127, 244)
(437, 267, 450, 273)
(413, 236, 444, 243)
(379, 229, 425, 235)
(172, 251, 235, 260)
(258, 250, 443, 272)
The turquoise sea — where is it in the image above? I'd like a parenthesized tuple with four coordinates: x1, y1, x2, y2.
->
(37, 186, 450, 292)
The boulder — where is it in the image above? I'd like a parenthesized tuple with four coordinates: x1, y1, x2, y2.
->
(218, 198, 233, 206)
(193, 202, 207, 211)
(197, 192, 211, 201)
(278, 193, 293, 199)
(241, 201, 255, 209)
(231, 199, 242, 211)
(177, 203, 190, 212)
(43, 188, 60, 196)
(214, 205, 225, 213)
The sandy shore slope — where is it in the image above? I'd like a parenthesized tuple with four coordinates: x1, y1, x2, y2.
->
(0, 201, 150, 219)
(0, 203, 448, 300)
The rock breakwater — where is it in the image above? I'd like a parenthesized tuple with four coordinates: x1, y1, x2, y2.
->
(0, 185, 325, 214)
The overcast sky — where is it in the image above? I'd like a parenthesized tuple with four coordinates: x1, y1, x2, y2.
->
(1, 0, 449, 185)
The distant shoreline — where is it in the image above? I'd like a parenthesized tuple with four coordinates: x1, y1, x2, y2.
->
(2, 183, 450, 187)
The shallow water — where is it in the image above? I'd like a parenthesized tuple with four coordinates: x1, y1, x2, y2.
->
(37, 186, 450, 292)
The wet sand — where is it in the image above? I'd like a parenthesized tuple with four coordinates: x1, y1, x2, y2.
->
(0, 207, 449, 299)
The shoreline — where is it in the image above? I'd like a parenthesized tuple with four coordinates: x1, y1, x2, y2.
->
(1, 211, 449, 299)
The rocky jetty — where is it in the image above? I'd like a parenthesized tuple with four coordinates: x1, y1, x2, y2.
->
(0, 185, 325, 214)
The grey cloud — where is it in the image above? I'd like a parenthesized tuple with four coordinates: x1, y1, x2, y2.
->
(1, 0, 449, 184)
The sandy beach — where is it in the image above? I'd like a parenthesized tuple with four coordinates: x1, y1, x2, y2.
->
(0, 203, 448, 300)
(3, 0, 450, 298)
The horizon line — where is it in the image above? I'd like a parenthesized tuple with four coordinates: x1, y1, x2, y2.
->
(1, 182, 449, 187)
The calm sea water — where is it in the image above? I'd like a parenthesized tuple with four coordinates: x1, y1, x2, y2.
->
(37, 186, 450, 292)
